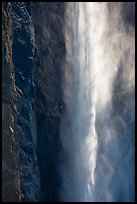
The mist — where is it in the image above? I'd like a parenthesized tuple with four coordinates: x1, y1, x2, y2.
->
(59, 2, 135, 202)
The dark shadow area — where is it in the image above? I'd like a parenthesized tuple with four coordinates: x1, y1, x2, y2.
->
(32, 3, 66, 202)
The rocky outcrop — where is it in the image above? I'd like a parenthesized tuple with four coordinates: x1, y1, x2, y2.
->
(2, 2, 20, 202)
(2, 2, 65, 202)
(11, 2, 40, 201)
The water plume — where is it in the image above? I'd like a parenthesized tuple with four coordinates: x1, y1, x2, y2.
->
(59, 2, 135, 202)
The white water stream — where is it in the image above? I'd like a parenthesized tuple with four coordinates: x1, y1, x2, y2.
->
(60, 2, 135, 202)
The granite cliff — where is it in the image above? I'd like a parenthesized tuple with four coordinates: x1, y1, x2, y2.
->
(2, 2, 65, 202)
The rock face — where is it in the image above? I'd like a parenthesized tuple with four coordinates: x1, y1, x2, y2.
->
(2, 2, 20, 202)
(32, 3, 65, 202)
(11, 2, 40, 202)
(2, 2, 65, 202)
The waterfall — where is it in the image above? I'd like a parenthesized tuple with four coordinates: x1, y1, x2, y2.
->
(60, 2, 135, 202)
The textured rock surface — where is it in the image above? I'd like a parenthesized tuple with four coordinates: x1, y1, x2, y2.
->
(11, 2, 40, 202)
(2, 2, 65, 202)
(32, 3, 65, 201)
(2, 2, 20, 202)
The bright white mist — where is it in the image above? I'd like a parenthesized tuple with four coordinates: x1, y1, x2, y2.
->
(60, 2, 135, 202)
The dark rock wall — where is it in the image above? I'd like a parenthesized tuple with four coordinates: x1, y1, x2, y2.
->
(2, 2, 20, 202)
(32, 3, 65, 202)
(11, 2, 40, 202)
(2, 2, 65, 202)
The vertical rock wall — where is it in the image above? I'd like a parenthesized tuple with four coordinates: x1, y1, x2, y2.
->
(32, 3, 65, 201)
(2, 2, 65, 202)
(2, 2, 20, 202)
(11, 2, 40, 202)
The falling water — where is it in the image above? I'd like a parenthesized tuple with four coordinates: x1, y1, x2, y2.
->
(60, 2, 135, 202)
